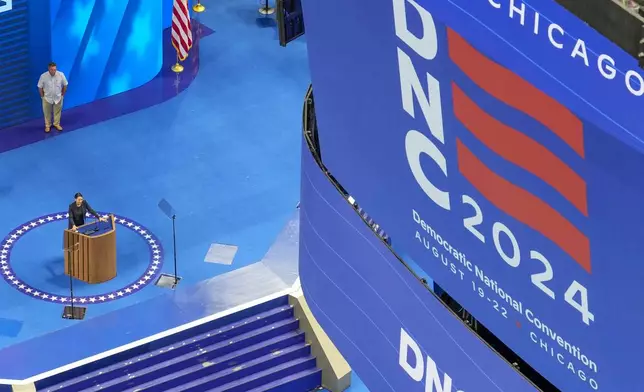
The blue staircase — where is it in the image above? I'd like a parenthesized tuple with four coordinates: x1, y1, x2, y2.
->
(36, 297, 322, 392)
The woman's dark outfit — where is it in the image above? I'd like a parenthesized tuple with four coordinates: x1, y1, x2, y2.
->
(68, 200, 100, 229)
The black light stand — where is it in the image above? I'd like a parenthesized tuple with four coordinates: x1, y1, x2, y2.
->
(171, 214, 179, 286)
(62, 240, 86, 320)
(156, 199, 181, 289)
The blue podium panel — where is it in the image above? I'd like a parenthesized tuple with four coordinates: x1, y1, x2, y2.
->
(78, 219, 113, 237)
(301, 0, 644, 390)
(300, 142, 537, 392)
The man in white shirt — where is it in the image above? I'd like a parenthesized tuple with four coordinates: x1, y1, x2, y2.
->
(37, 62, 68, 133)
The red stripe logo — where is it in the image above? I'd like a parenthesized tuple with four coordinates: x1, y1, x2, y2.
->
(448, 29, 591, 273)
(448, 29, 584, 157)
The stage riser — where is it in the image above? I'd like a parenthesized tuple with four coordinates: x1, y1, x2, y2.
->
(181, 358, 318, 392)
(55, 312, 299, 391)
(37, 296, 321, 392)
(36, 296, 291, 390)
(78, 321, 302, 392)
(168, 355, 317, 392)
(244, 370, 323, 392)
(137, 342, 310, 391)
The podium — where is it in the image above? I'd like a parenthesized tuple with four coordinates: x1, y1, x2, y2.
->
(63, 215, 117, 284)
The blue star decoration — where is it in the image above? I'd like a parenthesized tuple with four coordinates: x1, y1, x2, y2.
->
(105, 0, 118, 11)
(0, 213, 164, 304)
(81, 34, 101, 68)
(126, 11, 153, 59)
(69, 0, 94, 41)
(108, 73, 132, 96)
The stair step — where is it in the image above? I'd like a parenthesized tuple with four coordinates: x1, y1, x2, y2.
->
(245, 368, 322, 392)
(143, 344, 312, 392)
(131, 337, 309, 391)
(38, 298, 291, 391)
(45, 305, 295, 392)
(180, 357, 317, 392)
(81, 319, 301, 392)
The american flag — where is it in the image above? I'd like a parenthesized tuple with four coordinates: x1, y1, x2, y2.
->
(172, 0, 193, 61)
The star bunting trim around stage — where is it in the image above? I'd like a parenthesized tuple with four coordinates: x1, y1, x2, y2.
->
(0, 212, 164, 304)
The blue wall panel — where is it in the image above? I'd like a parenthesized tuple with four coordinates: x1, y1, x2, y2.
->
(163, 0, 173, 29)
(0, 0, 35, 127)
(299, 141, 537, 392)
(302, 0, 641, 390)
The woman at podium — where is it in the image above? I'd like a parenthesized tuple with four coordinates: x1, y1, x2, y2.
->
(68, 192, 107, 231)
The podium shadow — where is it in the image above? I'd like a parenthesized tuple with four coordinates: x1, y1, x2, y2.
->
(43, 256, 71, 290)
(0, 318, 22, 338)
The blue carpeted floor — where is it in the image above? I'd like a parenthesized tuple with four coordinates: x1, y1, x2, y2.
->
(320, 373, 370, 392)
(0, 0, 309, 350)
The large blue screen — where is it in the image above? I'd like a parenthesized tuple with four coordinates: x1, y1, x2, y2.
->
(299, 139, 537, 392)
(49, 0, 163, 109)
(302, 0, 644, 390)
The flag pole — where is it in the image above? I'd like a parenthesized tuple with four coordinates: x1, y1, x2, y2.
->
(259, 0, 275, 15)
(172, 53, 184, 73)
(193, 0, 205, 12)
(172, 0, 192, 73)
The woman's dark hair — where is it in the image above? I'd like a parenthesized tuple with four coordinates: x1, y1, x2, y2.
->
(74, 192, 83, 199)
